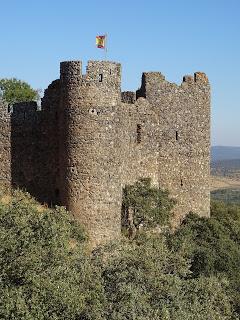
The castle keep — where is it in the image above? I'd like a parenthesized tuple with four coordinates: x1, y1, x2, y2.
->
(0, 60, 210, 245)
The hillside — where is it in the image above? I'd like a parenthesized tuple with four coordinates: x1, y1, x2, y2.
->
(0, 188, 238, 319)
(210, 175, 240, 190)
(211, 146, 240, 203)
(211, 145, 240, 161)
(211, 159, 240, 179)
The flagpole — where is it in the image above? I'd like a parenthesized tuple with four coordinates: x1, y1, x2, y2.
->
(105, 33, 107, 60)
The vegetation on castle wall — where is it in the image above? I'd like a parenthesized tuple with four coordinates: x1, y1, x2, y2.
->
(0, 78, 40, 105)
(121, 178, 175, 239)
(0, 188, 239, 319)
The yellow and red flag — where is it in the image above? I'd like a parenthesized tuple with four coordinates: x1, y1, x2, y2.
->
(96, 35, 106, 49)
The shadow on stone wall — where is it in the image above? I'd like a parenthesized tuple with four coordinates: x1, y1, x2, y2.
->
(10, 101, 60, 206)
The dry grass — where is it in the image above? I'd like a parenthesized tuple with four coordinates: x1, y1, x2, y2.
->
(211, 175, 240, 191)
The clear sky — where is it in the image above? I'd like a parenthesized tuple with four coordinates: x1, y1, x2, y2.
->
(0, 0, 239, 146)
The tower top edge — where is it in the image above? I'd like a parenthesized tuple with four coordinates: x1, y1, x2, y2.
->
(60, 60, 121, 65)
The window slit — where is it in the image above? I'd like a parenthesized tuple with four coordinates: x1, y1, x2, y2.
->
(176, 131, 178, 140)
(137, 124, 142, 143)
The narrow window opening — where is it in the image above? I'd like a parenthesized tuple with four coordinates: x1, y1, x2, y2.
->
(99, 74, 103, 82)
(55, 188, 60, 197)
(180, 179, 183, 186)
(176, 131, 178, 141)
(109, 69, 112, 75)
(137, 124, 142, 143)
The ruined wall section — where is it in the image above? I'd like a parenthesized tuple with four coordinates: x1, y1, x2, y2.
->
(59, 60, 123, 246)
(137, 72, 210, 224)
(0, 99, 11, 189)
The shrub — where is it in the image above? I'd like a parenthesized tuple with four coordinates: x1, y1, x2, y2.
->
(122, 178, 175, 238)
(95, 234, 236, 320)
(169, 201, 240, 316)
(0, 191, 105, 320)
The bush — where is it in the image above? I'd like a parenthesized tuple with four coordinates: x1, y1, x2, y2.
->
(95, 234, 236, 320)
(169, 201, 240, 316)
(122, 178, 175, 238)
(0, 191, 105, 320)
(0, 188, 238, 319)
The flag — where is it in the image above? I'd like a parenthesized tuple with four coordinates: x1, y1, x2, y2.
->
(96, 35, 106, 49)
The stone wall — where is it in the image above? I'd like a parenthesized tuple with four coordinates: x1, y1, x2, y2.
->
(0, 60, 210, 246)
(136, 71, 210, 225)
(0, 99, 11, 189)
(0, 82, 60, 203)
(11, 101, 41, 197)
(121, 91, 136, 104)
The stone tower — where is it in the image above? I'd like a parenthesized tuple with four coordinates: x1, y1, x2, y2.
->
(0, 60, 210, 246)
(59, 61, 123, 246)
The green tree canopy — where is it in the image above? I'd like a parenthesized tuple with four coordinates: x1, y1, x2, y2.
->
(0, 78, 40, 105)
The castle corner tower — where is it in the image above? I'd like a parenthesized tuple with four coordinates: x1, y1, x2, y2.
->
(59, 60, 123, 246)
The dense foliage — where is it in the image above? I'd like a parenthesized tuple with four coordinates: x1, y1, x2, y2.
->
(122, 178, 175, 238)
(0, 78, 39, 105)
(95, 234, 235, 320)
(0, 191, 105, 320)
(0, 183, 239, 319)
(170, 200, 240, 316)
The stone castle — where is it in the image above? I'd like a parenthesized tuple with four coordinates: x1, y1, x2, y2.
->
(0, 60, 210, 246)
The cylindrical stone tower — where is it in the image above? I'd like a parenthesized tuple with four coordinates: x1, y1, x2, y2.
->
(59, 60, 122, 247)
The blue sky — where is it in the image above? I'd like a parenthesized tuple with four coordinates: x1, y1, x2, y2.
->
(0, 0, 239, 146)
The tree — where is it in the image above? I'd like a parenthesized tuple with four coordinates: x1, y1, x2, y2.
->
(0, 190, 105, 320)
(95, 234, 236, 320)
(0, 78, 40, 105)
(122, 178, 175, 239)
(169, 201, 240, 316)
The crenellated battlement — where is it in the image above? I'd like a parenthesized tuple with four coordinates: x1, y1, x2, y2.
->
(60, 60, 121, 88)
(84, 60, 121, 88)
(137, 71, 209, 98)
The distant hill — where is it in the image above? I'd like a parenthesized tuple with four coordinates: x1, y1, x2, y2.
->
(211, 146, 240, 179)
(211, 147, 240, 199)
(211, 146, 240, 162)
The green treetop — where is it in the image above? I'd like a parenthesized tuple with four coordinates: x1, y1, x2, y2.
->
(0, 78, 40, 105)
